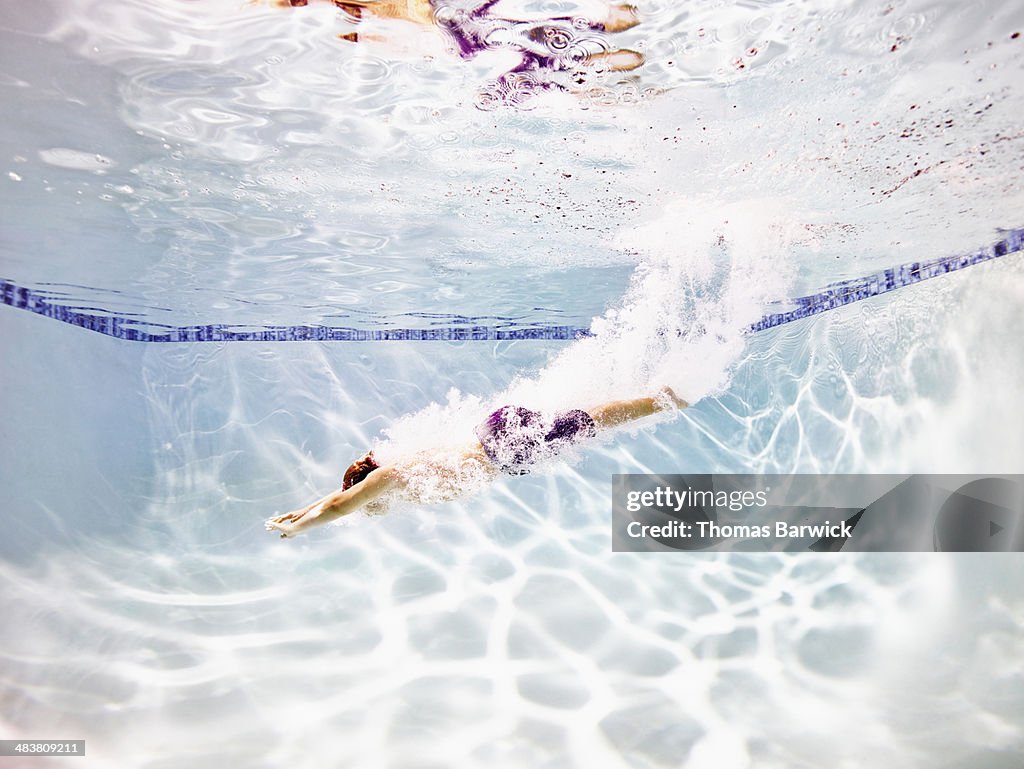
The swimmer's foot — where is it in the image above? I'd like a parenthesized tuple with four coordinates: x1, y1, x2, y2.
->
(603, 3, 640, 33)
(588, 48, 645, 72)
(658, 386, 689, 410)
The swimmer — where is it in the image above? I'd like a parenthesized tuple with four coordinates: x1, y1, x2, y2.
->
(259, 0, 644, 94)
(265, 386, 688, 538)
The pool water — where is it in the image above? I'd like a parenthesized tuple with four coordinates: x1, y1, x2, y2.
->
(2, 0, 1024, 767)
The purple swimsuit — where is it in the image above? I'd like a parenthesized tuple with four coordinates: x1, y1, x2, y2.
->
(325, 0, 620, 101)
(476, 405, 597, 474)
(430, 0, 616, 97)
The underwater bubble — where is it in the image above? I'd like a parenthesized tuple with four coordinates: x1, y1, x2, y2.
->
(38, 148, 116, 173)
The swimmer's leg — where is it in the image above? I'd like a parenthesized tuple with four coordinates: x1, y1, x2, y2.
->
(577, 4, 644, 71)
(260, 0, 435, 26)
(546, 3, 640, 32)
(587, 387, 688, 430)
(585, 48, 644, 71)
(515, 4, 643, 72)
(489, 2, 639, 31)
(603, 3, 640, 32)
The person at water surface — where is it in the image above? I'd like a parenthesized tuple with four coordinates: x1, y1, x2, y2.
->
(265, 387, 687, 538)
(259, 0, 645, 77)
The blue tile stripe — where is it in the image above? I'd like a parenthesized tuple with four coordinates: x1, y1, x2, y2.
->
(2, 227, 1021, 342)
(749, 227, 1024, 332)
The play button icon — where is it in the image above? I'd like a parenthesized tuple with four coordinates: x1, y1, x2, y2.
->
(934, 478, 1024, 551)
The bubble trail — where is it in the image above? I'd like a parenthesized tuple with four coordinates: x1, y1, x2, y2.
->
(1, 226, 1021, 342)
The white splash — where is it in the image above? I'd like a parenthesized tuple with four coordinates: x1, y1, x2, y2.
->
(377, 199, 799, 463)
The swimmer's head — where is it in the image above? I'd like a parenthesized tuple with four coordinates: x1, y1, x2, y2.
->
(343, 451, 380, 490)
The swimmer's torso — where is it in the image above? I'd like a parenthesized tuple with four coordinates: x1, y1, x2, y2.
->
(396, 443, 496, 504)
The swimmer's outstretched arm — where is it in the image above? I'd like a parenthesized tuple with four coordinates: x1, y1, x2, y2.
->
(265, 464, 404, 538)
(588, 386, 688, 429)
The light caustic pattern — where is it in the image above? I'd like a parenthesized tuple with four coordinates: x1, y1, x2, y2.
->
(4, 229, 1024, 769)
(4, 339, 1024, 769)
(2, 516, 1011, 769)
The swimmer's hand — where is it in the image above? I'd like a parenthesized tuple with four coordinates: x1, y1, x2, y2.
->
(265, 502, 320, 539)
